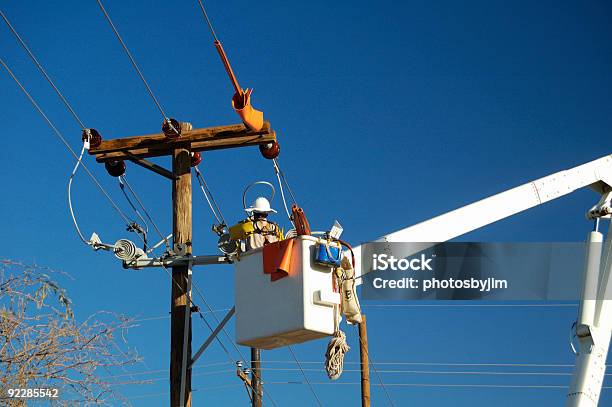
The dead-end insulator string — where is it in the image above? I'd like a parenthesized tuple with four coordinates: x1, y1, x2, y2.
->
(95, 0, 180, 137)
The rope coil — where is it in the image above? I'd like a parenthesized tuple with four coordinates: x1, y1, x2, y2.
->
(325, 330, 350, 380)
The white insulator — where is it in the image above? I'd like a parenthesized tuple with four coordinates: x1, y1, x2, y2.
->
(114, 239, 146, 261)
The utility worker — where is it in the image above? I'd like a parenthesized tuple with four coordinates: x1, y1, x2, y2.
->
(243, 196, 282, 251)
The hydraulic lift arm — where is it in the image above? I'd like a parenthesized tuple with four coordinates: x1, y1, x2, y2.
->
(353, 154, 612, 278)
(351, 153, 612, 406)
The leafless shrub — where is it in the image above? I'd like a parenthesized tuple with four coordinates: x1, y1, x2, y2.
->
(0, 260, 143, 406)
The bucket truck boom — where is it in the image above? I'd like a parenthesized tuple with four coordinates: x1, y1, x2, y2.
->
(352, 154, 612, 406)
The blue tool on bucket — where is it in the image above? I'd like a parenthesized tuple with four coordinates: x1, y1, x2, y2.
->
(314, 241, 343, 267)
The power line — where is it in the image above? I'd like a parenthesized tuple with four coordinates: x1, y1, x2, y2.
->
(193, 166, 226, 227)
(128, 384, 243, 400)
(157, 264, 279, 406)
(119, 175, 169, 249)
(0, 57, 133, 227)
(0, 9, 87, 129)
(68, 143, 93, 244)
(362, 303, 578, 308)
(351, 325, 396, 407)
(194, 0, 219, 42)
(117, 176, 149, 248)
(190, 281, 280, 407)
(95, 0, 171, 123)
(131, 308, 232, 323)
(1, 10, 153, 248)
(101, 361, 233, 380)
(265, 382, 612, 390)
(254, 367, 612, 377)
(126, 382, 612, 401)
(287, 345, 323, 407)
(272, 158, 299, 206)
(158, 264, 236, 363)
(99, 360, 612, 381)
(261, 360, 598, 368)
(111, 368, 236, 385)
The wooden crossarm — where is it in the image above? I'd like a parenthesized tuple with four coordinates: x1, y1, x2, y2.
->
(89, 121, 276, 162)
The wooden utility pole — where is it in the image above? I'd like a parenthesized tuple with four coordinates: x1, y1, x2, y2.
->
(359, 314, 371, 407)
(88, 121, 277, 407)
(170, 142, 193, 407)
(251, 348, 262, 407)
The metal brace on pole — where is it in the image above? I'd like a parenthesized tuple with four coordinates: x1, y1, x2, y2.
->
(189, 306, 236, 369)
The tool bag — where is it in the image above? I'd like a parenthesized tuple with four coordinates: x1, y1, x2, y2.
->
(339, 256, 362, 324)
(314, 239, 343, 268)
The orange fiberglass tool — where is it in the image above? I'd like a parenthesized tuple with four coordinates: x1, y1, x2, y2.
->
(214, 40, 264, 132)
(196, 0, 265, 132)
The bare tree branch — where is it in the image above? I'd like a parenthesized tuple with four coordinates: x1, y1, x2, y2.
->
(0, 260, 141, 406)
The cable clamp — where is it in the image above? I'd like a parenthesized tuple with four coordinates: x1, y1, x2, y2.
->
(82, 128, 92, 150)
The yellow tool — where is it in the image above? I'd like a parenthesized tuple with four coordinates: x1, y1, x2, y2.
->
(229, 219, 256, 241)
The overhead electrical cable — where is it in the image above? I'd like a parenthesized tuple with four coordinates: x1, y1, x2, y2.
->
(351, 325, 396, 407)
(194, 166, 227, 227)
(253, 367, 596, 376)
(190, 281, 279, 407)
(158, 263, 275, 405)
(272, 158, 294, 223)
(287, 345, 324, 407)
(118, 177, 148, 232)
(95, 0, 177, 133)
(261, 382, 612, 390)
(158, 263, 234, 360)
(119, 174, 170, 250)
(259, 360, 611, 368)
(0, 57, 133, 229)
(195, 0, 219, 42)
(272, 158, 299, 206)
(68, 143, 92, 244)
(103, 363, 607, 379)
(0, 9, 87, 130)
(0, 10, 151, 247)
(363, 303, 579, 308)
(131, 308, 233, 323)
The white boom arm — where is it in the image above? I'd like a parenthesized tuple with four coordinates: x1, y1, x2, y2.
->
(352, 154, 612, 406)
(353, 154, 612, 278)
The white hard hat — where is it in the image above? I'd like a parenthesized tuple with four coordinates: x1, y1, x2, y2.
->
(245, 197, 277, 214)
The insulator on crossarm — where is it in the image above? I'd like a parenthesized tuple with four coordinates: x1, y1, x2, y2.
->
(82, 128, 102, 148)
(259, 141, 280, 159)
(113, 239, 145, 262)
(191, 151, 202, 167)
(105, 160, 126, 177)
(162, 118, 182, 139)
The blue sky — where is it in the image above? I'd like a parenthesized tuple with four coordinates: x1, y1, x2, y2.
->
(1, 0, 611, 405)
